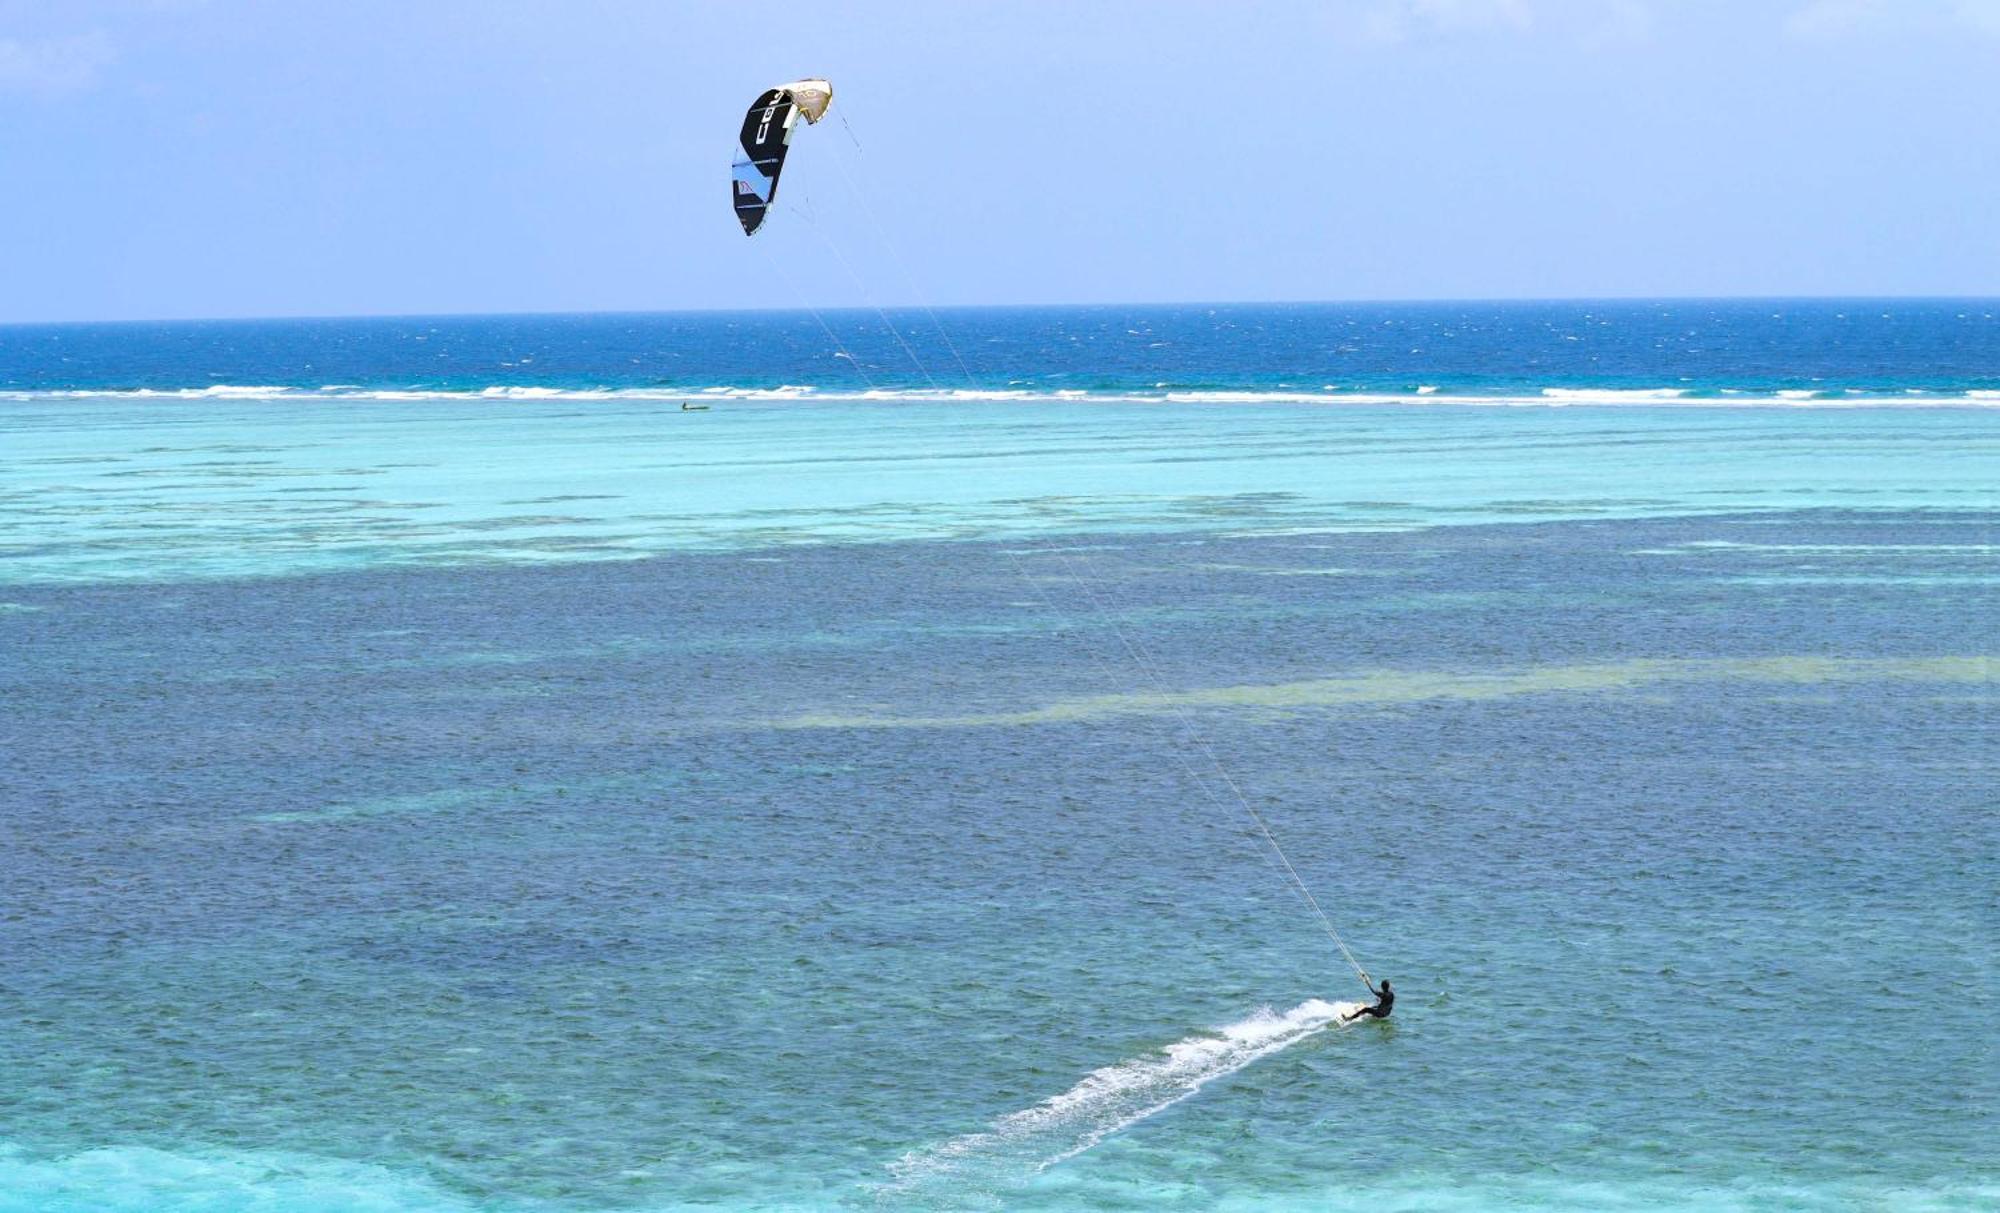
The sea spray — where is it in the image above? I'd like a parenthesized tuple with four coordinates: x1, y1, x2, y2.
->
(883, 999, 1360, 1200)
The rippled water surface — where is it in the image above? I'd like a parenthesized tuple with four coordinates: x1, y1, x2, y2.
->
(5, 507, 1995, 1210)
(3, 394, 1995, 585)
(2, 309, 1996, 1209)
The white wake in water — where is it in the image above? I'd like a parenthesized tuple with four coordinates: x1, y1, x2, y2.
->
(884, 999, 1359, 1197)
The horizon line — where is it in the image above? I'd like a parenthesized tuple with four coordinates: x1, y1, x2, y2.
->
(5, 293, 1999, 330)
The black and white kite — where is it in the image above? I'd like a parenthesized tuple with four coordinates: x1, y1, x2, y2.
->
(731, 78, 833, 236)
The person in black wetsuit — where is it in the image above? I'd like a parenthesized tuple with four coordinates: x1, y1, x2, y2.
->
(1342, 976, 1393, 1022)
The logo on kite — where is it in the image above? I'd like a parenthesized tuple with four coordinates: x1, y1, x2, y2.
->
(730, 78, 833, 236)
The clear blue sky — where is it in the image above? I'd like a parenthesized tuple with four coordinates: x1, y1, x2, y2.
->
(2, 0, 1996, 321)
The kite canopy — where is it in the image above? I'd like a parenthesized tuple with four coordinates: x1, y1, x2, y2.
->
(732, 78, 833, 236)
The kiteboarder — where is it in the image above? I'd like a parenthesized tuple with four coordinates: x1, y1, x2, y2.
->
(1342, 976, 1393, 1022)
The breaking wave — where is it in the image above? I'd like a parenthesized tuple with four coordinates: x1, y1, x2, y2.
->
(3, 384, 1997, 407)
(1540, 387, 1689, 402)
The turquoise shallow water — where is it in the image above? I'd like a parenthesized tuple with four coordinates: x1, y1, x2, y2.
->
(2, 309, 1997, 1209)
(1, 394, 1995, 585)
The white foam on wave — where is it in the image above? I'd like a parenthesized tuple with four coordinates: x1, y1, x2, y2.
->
(7, 385, 1999, 408)
(1539, 387, 1689, 402)
(1161, 389, 1343, 404)
(477, 385, 607, 399)
(884, 998, 1356, 1195)
(695, 383, 817, 398)
(72, 384, 305, 400)
(855, 387, 1039, 401)
(178, 384, 299, 399)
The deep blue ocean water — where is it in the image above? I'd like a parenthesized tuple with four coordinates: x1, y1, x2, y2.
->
(1, 304, 1995, 1210)
(3, 299, 1997, 401)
